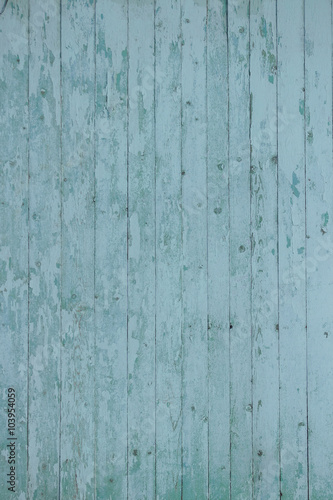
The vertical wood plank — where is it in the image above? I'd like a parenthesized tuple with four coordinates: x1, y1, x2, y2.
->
(127, 0, 156, 497)
(305, 0, 333, 496)
(181, 1, 208, 497)
(207, 1, 230, 498)
(250, 1, 280, 497)
(228, 0, 252, 498)
(95, 0, 128, 498)
(28, 1, 61, 497)
(155, 1, 182, 498)
(95, 0, 128, 497)
(60, 0, 96, 497)
(277, 0, 308, 497)
(0, 1, 29, 497)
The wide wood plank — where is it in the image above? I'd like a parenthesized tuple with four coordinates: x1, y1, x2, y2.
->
(305, 0, 333, 496)
(277, 0, 308, 497)
(155, 1, 182, 498)
(228, 0, 252, 497)
(95, 0, 128, 498)
(181, 1, 208, 497)
(250, 1, 280, 497)
(127, 1, 156, 497)
(28, 1, 61, 497)
(207, 1, 230, 498)
(0, 1, 29, 497)
(60, 1, 96, 497)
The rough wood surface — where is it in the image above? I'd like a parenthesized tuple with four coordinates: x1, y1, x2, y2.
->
(1, 1, 333, 498)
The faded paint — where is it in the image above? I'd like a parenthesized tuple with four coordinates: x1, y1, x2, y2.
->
(0, 0, 332, 499)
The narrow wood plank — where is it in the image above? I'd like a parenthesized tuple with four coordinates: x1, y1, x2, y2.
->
(127, 1, 156, 497)
(0, 1, 29, 497)
(277, 0, 308, 497)
(181, 1, 208, 497)
(207, 1, 230, 498)
(250, 1, 280, 497)
(228, 0, 252, 498)
(60, 1, 95, 497)
(28, 1, 61, 497)
(155, 1, 182, 498)
(305, 0, 333, 496)
(94, 1, 128, 498)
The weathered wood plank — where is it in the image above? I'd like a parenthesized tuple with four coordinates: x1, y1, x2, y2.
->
(207, 1, 230, 498)
(181, 1, 208, 497)
(250, 1, 280, 497)
(28, 1, 61, 497)
(228, 0, 252, 497)
(155, 1, 182, 498)
(277, 0, 308, 497)
(94, 0, 128, 498)
(127, 0, 156, 497)
(0, 1, 29, 497)
(60, 0, 95, 497)
(305, 0, 333, 496)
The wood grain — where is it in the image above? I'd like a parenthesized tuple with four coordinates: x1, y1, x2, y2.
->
(0, 1, 332, 498)
(60, 1, 96, 497)
(127, 0, 156, 497)
(207, 0, 230, 498)
(95, 0, 128, 498)
(155, 1, 182, 498)
(228, 0, 252, 497)
(0, 1, 29, 497)
(278, 0, 308, 497)
(28, 1, 61, 497)
(305, 0, 333, 496)
(250, 1, 280, 498)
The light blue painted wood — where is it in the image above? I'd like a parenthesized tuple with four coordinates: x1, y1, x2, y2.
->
(155, 1, 182, 498)
(207, 1, 230, 499)
(305, 0, 333, 496)
(277, 0, 308, 496)
(0, 1, 29, 497)
(181, 1, 208, 498)
(60, 1, 96, 497)
(28, 1, 61, 496)
(1, 1, 333, 498)
(127, 1, 156, 498)
(228, 1, 252, 498)
(250, 1, 280, 498)
(95, 0, 128, 498)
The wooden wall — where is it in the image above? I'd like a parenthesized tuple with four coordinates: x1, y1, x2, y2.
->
(0, 0, 332, 498)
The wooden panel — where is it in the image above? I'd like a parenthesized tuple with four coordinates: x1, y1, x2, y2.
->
(181, 1, 208, 498)
(155, 1, 182, 498)
(305, 0, 333, 496)
(228, 0, 252, 497)
(60, 0, 96, 497)
(28, 1, 61, 497)
(0, 1, 29, 497)
(250, 1, 280, 498)
(207, 1, 230, 499)
(277, 0, 308, 497)
(95, 0, 128, 498)
(0, 1, 333, 497)
(127, 1, 156, 498)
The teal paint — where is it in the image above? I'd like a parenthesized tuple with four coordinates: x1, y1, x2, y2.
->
(207, 1, 230, 498)
(28, 2, 61, 497)
(251, 2, 280, 499)
(305, 0, 333, 497)
(155, 1, 182, 498)
(1, 0, 333, 498)
(228, 0, 252, 498)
